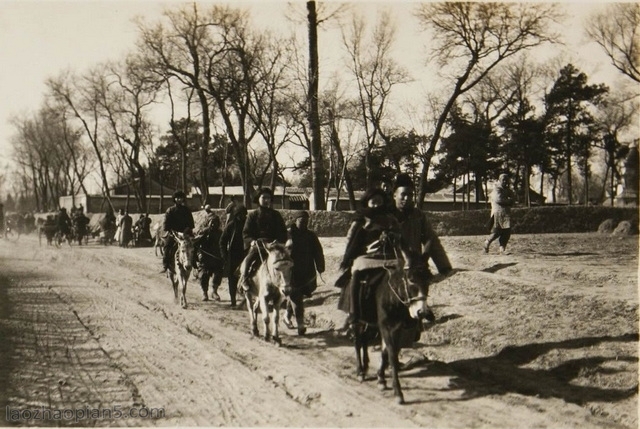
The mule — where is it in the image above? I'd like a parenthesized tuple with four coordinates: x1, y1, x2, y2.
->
(349, 248, 432, 405)
(243, 241, 294, 345)
(168, 231, 195, 309)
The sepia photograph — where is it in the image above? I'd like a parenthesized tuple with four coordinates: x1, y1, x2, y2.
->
(0, 1, 637, 427)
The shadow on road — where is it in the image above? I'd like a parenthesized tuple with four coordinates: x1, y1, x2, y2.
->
(482, 262, 518, 273)
(403, 333, 639, 406)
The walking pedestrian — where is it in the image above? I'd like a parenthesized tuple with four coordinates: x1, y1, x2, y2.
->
(483, 173, 516, 254)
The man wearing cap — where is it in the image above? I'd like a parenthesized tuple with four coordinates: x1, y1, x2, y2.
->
(239, 187, 288, 291)
(392, 173, 452, 276)
(284, 211, 325, 335)
(200, 204, 217, 231)
(161, 190, 195, 274)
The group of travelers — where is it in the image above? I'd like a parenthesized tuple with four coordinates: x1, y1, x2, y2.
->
(0, 205, 37, 238)
(1, 169, 514, 337)
(156, 170, 476, 336)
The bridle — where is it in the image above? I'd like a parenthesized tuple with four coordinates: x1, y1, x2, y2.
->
(376, 234, 428, 309)
(172, 231, 193, 270)
(256, 240, 293, 288)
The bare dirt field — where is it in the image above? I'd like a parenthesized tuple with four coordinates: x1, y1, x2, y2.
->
(0, 232, 637, 428)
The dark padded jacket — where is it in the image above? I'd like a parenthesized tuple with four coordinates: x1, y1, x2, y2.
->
(163, 204, 194, 235)
(242, 206, 287, 249)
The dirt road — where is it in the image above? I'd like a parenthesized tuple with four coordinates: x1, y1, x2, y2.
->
(0, 233, 637, 427)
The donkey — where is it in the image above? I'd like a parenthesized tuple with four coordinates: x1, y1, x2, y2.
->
(168, 231, 195, 309)
(349, 246, 432, 404)
(243, 241, 294, 345)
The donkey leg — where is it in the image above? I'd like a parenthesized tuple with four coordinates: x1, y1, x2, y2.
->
(377, 343, 388, 390)
(170, 274, 179, 303)
(246, 294, 259, 336)
(353, 324, 368, 382)
(259, 296, 270, 341)
(180, 274, 188, 309)
(271, 299, 282, 342)
(271, 298, 281, 345)
(355, 339, 366, 382)
(381, 328, 404, 404)
(362, 338, 370, 377)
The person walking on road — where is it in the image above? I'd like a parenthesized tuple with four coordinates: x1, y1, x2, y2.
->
(483, 173, 516, 255)
(284, 211, 325, 335)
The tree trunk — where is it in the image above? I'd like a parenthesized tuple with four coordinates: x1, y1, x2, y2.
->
(328, 109, 356, 210)
(307, 1, 326, 210)
(197, 88, 211, 206)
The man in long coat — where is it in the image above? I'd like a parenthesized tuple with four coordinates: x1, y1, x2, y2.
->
(483, 173, 516, 254)
(284, 211, 325, 335)
(220, 205, 248, 307)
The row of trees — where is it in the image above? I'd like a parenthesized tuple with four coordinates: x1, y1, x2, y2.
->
(6, 2, 639, 213)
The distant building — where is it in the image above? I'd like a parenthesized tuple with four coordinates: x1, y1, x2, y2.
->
(191, 186, 310, 210)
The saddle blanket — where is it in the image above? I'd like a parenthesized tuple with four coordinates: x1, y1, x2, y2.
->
(351, 255, 401, 273)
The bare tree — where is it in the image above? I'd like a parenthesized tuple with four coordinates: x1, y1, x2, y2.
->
(136, 3, 217, 204)
(47, 70, 114, 209)
(307, 1, 326, 209)
(342, 10, 411, 188)
(248, 37, 293, 189)
(413, 2, 561, 208)
(98, 55, 162, 212)
(586, 3, 640, 83)
(9, 107, 89, 211)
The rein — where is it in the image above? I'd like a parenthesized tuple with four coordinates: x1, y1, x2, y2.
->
(197, 248, 223, 260)
(378, 236, 427, 308)
(172, 232, 193, 270)
(254, 241, 292, 286)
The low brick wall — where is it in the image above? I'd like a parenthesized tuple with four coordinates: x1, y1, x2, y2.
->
(42, 206, 639, 238)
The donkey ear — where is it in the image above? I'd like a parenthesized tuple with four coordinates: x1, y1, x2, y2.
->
(399, 248, 410, 269)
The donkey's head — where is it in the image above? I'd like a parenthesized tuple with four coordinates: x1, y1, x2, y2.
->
(263, 241, 294, 296)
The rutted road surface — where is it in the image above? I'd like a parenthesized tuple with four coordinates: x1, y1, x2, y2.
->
(0, 233, 636, 427)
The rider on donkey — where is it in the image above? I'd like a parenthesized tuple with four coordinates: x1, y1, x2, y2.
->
(160, 190, 195, 274)
(336, 187, 402, 325)
(239, 187, 288, 292)
(391, 173, 452, 320)
(391, 173, 451, 273)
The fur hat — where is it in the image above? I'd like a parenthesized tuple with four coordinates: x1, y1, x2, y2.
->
(257, 187, 273, 197)
(233, 205, 247, 218)
(360, 188, 387, 207)
(173, 190, 186, 199)
(394, 173, 414, 190)
(254, 187, 274, 204)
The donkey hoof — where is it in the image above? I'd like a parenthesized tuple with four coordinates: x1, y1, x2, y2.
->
(377, 381, 387, 391)
(272, 336, 282, 346)
(396, 395, 405, 405)
(251, 328, 259, 337)
(358, 374, 366, 383)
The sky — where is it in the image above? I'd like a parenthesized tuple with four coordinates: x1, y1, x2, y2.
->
(0, 0, 633, 187)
